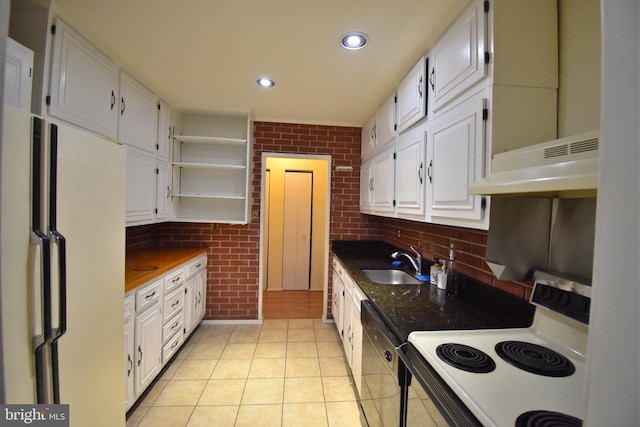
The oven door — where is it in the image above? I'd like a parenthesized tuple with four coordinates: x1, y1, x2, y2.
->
(360, 300, 404, 427)
(398, 342, 482, 427)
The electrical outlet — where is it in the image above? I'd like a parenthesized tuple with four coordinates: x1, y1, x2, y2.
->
(252, 210, 260, 220)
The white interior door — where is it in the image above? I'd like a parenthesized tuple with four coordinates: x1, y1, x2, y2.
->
(282, 171, 312, 290)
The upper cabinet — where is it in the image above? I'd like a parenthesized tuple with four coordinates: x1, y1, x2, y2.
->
(171, 112, 254, 224)
(428, 2, 486, 115)
(397, 56, 427, 132)
(157, 100, 172, 161)
(118, 71, 158, 152)
(4, 38, 33, 111)
(48, 17, 119, 138)
(361, 92, 396, 160)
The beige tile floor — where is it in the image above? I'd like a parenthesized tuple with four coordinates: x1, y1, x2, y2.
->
(126, 319, 364, 427)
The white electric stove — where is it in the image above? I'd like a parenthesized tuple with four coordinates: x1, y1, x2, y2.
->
(404, 271, 590, 426)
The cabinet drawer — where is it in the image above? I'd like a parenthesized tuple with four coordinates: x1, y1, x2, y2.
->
(187, 255, 207, 278)
(124, 295, 134, 322)
(164, 266, 186, 293)
(163, 286, 185, 323)
(332, 258, 344, 280)
(162, 312, 184, 344)
(135, 278, 162, 312)
(162, 328, 184, 363)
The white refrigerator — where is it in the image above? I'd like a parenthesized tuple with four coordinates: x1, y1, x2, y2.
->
(1, 105, 126, 426)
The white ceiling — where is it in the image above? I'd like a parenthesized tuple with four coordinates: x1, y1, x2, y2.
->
(53, 0, 469, 127)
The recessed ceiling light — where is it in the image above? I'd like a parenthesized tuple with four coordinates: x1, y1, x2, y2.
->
(256, 77, 275, 88)
(341, 32, 368, 50)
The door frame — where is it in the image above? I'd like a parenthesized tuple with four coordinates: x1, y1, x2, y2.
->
(258, 153, 331, 321)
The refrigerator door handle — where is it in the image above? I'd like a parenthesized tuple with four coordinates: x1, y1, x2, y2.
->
(30, 117, 53, 404)
(48, 123, 67, 404)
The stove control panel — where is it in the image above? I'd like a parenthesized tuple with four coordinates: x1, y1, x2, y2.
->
(531, 282, 591, 325)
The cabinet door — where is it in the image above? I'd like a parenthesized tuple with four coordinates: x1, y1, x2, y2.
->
(351, 292, 363, 396)
(341, 286, 353, 367)
(157, 100, 172, 161)
(48, 17, 119, 137)
(426, 90, 487, 227)
(429, 0, 487, 114)
(4, 38, 33, 111)
(371, 145, 395, 214)
(375, 92, 397, 149)
(183, 277, 197, 336)
(332, 273, 343, 338)
(134, 304, 162, 395)
(196, 269, 207, 321)
(361, 116, 376, 160)
(395, 124, 426, 218)
(126, 147, 156, 226)
(359, 158, 374, 213)
(118, 71, 157, 152)
(155, 161, 170, 221)
(397, 56, 426, 132)
(124, 296, 135, 410)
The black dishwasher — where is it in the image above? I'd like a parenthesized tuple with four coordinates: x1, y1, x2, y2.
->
(360, 300, 407, 427)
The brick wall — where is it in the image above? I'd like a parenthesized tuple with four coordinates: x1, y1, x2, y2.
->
(127, 121, 532, 321)
(371, 217, 534, 299)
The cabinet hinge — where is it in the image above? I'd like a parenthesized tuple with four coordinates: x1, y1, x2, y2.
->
(154, 208, 158, 214)
(393, 152, 397, 160)
(484, 0, 489, 13)
(393, 199, 396, 207)
(394, 124, 397, 131)
(481, 196, 487, 210)
(45, 95, 51, 106)
(484, 51, 491, 64)
(51, 24, 56, 35)
(156, 168, 159, 174)
(157, 103, 161, 110)
(394, 95, 397, 103)
(156, 144, 159, 150)
(482, 108, 488, 121)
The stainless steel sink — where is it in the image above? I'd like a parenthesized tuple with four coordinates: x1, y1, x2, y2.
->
(361, 269, 423, 285)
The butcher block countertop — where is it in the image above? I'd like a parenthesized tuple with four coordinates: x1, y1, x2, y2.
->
(125, 247, 207, 293)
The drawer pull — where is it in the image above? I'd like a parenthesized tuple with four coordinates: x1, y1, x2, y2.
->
(171, 300, 180, 308)
(145, 291, 157, 300)
(171, 321, 180, 330)
(170, 339, 181, 350)
(172, 276, 181, 283)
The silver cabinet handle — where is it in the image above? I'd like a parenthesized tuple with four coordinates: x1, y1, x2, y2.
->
(137, 345, 143, 366)
(120, 97, 126, 115)
(427, 160, 433, 183)
(418, 76, 423, 98)
(418, 162, 424, 184)
(429, 67, 435, 91)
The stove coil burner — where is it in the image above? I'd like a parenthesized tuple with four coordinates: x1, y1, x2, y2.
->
(515, 410, 582, 426)
(436, 343, 496, 373)
(495, 341, 575, 377)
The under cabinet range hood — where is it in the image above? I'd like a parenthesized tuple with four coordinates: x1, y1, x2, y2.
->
(469, 131, 600, 196)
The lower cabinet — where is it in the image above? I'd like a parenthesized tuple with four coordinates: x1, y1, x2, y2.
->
(134, 301, 162, 395)
(124, 296, 135, 410)
(124, 253, 207, 411)
(334, 257, 365, 396)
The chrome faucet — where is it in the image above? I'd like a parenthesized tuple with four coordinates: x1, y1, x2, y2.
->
(391, 246, 422, 275)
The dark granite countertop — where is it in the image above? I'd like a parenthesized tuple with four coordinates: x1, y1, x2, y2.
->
(332, 240, 534, 342)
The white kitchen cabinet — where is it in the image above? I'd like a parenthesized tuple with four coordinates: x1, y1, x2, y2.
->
(118, 71, 158, 153)
(155, 160, 170, 221)
(395, 123, 427, 219)
(171, 112, 253, 223)
(371, 145, 396, 214)
(360, 144, 396, 216)
(48, 16, 119, 138)
(4, 38, 33, 111)
(156, 100, 172, 161)
(342, 275, 353, 364)
(374, 92, 397, 150)
(133, 280, 162, 396)
(124, 295, 135, 411)
(125, 147, 156, 226)
(184, 255, 208, 337)
(428, 1, 486, 115)
(332, 258, 344, 337)
(350, 283, 365, 395)
(397, 56, 427, 132)
(361, 116, 376, 160)
(426, 89, 487, 228)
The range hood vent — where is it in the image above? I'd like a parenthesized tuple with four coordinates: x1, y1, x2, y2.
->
(469, 131, 599, 196)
